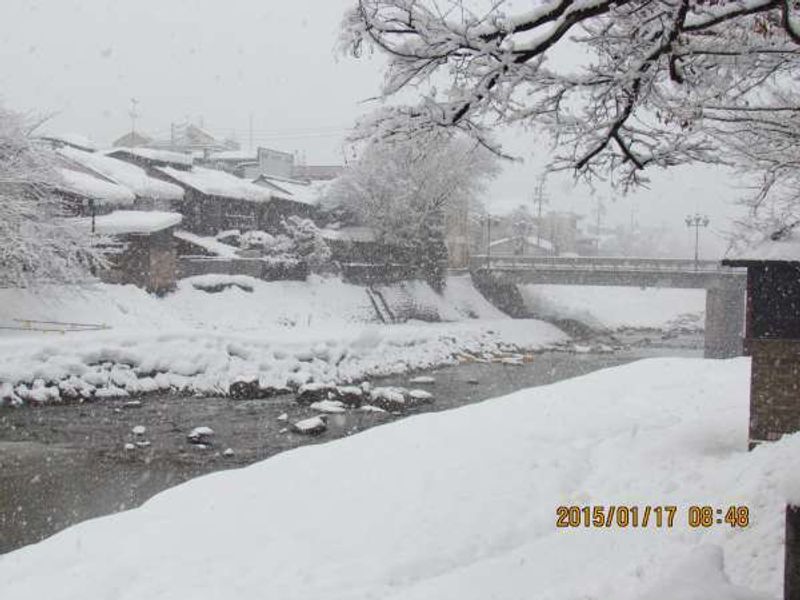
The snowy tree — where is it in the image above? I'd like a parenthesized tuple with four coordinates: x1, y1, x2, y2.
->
(324, 132, 498, 288)
(341, 0, 800, 234)
(281, 216, 333, 273)
(0, 106, 101, 287)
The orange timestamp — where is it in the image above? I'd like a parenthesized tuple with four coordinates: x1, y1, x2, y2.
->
(556, 505, 750, 529)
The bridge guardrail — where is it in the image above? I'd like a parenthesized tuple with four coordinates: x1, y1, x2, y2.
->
(470, 255, 744, 274)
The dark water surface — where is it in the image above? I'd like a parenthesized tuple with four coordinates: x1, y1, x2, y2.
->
(0, 330, 702, 553)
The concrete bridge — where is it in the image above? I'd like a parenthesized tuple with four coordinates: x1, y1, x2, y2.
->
(470, 255, 747, 359)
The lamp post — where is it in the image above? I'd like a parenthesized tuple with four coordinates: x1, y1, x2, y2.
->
(685, 213, 710, 270)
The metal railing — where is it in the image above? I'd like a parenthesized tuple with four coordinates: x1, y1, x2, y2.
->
(471, 255, 741, 274)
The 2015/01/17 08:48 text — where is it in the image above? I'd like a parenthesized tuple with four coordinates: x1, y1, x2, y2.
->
(555, 505, 750, 529)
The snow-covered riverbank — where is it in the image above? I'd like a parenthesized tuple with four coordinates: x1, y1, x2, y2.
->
(0, 357, 792, 600)
(0, 275, 566, 404)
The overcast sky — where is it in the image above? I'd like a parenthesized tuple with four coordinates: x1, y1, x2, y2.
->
(0, 0, 747, 257)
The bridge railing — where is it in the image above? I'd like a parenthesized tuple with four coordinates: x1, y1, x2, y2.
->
(470, 255, 739, 274)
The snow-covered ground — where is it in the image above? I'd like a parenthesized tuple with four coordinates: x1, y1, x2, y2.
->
(0, 275, 562, 403)
(0, 357, 792, 599)
(520, 284, 706, 330)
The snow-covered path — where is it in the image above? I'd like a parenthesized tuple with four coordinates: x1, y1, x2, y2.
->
(0, 357, 793, 599)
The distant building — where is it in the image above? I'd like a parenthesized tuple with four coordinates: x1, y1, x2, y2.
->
(291, 164, 344, 182)
(153, 164, 276, 234)
(112, 131, 153, 148)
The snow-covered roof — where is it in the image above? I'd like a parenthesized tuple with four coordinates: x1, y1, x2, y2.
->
(173, 230, 240, 258)
(58, 168, 136, 205)
(71, 210, 183, 235)
(726, 228, 800, 263)
(157, 166, 273, 203)
(107, 147, 194, 168)
(319, 226, 377, 243)
(253, 175, 324, 206)
(209, 150, 257, 162)
(41, 133, 98, 152)
(58, 147, 184, 201)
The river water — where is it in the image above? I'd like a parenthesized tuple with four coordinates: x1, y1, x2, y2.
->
(0, 329, 702, 553)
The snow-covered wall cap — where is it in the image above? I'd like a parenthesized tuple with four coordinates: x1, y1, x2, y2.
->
(70, 210, 183, 235)
(108, 147, 194, 168)
(157, 166, 273, 203)
(726, 223, 800, 264)
(58, 168, 136, 205)
(319, 226, 377, 243)
(58, 147, 184, 201)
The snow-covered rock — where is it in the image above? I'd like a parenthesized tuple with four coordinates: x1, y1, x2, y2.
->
(336, 386, 364, 407)
(296, 382, 335, 405)
(277, 413, 289, 422)
(223, 448, 235, 458)
(188, 426, 215, 444)
(131, 425, 146, 436)
(369, 387, 407, 411)
(291, 416, 327, 435)
(229, 377, 260, 400)
(407, 389, 434, 405)
(309, 400, 346, 414)
(409, 375, 435, 384)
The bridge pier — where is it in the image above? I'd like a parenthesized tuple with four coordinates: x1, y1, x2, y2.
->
(704, 280, 746, 359)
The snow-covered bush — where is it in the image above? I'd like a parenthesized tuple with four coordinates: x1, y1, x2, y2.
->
(281, 216, 332, 273)
(0, 106, 102, 287)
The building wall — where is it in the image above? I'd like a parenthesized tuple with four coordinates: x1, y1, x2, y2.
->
(258, 148, 294, 179)
(97, 231, 176, 294)
(749, 339, 800, 443)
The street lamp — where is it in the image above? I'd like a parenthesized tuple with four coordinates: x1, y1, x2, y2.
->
(685, 213, 710, 270)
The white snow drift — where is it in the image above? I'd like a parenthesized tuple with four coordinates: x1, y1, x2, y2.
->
(0, 358, 792, 599)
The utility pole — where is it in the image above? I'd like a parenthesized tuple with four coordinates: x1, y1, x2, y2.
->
(594, 196, 605, 254)
(248, 112, 254, 153)
(128, 98, 139, 135)
(533, 175, 548, 250)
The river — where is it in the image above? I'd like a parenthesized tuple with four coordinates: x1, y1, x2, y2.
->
(0, 328, 702, 553)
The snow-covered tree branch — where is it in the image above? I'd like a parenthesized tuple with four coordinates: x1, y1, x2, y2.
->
(324, 132, 499, 287)
(0, 106, 101, 287)
(342, 0, 800, 229)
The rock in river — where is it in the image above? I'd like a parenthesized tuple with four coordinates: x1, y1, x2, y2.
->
(291, 416, 327, 436)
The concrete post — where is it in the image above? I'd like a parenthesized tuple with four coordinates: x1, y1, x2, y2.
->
(704, 280, 746, 358)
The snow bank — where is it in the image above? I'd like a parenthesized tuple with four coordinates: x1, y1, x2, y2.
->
(0, 276, 564, 400)
(376, 275, 507, 322)
(0, 358, 790, 599)
(520, 284, 706, 330)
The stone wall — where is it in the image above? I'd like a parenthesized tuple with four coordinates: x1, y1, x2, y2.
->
(749, 338, 800, 443)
